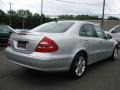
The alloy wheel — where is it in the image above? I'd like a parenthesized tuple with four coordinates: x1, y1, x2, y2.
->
(75, 56, 86, 77)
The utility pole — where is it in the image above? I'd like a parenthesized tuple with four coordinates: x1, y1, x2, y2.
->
(23, 18, 25, 29)
(101, 0, 106, 29)
(9, 2, 12, 26)
(22, 15, 27, 29)
(41, 0, 43, 24)
(9, 2, 13, 27)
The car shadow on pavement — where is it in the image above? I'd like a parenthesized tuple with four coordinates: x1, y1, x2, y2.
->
(0, 47, 5, 51)
(10, 57, 119, 85)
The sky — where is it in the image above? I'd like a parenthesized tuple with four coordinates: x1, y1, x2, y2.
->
(0, 0, 120, 17)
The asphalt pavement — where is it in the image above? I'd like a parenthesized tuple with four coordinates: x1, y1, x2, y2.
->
(0, 48, 120, 90)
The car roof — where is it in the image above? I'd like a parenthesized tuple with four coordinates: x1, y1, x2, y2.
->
(51, 20, 98, 26)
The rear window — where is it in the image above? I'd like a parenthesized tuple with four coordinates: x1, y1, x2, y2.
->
(31, 22, 74, 33)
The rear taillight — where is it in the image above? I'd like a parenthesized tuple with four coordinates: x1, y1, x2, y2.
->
(35, 37, 59, 52)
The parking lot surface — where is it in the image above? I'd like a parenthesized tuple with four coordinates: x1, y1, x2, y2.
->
(0, 48, 120, 90)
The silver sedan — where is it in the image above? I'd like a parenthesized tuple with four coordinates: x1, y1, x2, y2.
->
(5, 21, 118, 78)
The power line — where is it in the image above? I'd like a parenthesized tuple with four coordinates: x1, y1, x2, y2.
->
(56, 0, 105, 29)
(44, 10, 120, 16)
(56, 0, 102, 5)
(44, 9, 91, 13)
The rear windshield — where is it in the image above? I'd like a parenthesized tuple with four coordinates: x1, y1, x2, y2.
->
(31, 22, 74, 33)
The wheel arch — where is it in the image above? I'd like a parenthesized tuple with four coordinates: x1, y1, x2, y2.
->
(73, 50, 88, 65)
(69, 49, 88, 78)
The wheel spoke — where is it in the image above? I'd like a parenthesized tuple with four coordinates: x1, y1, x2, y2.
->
(114, 48, 118, 60)
(75, 56, 86, 76)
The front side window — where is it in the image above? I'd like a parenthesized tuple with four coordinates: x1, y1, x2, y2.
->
(82, 24, 97, 37)
(31, 22, 74, 33)
(94, 25, 106, 39)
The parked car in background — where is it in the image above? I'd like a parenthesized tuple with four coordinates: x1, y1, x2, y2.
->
(5, 21, 118, 78)
(0, 25, 16, 46)
(109, 25, 120, 46)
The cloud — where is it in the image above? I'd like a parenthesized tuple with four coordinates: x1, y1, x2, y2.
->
(0, 0, 120, 17)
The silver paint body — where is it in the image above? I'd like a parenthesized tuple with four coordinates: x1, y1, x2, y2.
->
(109, 25, 120, 45)
(5, 21, 117, 71)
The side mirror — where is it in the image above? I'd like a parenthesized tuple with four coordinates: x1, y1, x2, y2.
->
(9, 31, 12, 34)
(111, 30, 116, 33)
(106, 34, 112, 39)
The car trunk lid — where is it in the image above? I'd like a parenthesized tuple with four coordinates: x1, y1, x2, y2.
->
(10, 32, 45, 54)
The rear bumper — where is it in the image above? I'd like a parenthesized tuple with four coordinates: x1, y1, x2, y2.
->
(5, 47, 73, 71)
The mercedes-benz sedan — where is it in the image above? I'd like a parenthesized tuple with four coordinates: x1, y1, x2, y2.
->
(5, 21, 118, 78)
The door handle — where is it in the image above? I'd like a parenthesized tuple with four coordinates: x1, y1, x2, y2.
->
(99, 41, 103, 43)
(84, 40, 89, 43)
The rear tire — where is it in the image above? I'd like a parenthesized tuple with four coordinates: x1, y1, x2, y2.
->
(69, 52, 87, 79)
(111, 46, 118, 61)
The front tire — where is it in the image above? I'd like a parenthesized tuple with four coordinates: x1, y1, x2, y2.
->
(111, 46, 118, 61)
(69, 52, 87, 78)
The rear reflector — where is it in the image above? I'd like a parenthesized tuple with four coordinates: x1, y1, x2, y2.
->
(35, 37, 59, 52)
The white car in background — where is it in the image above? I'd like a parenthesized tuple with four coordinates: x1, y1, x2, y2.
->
(109, 25, 120, 46)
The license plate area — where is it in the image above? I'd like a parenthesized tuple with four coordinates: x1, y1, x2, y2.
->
(17, 41, 28, 49)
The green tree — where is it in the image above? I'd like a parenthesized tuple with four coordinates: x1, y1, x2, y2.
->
(0, 9, 54, 29)
(0, 9, 6, 24)
(17, 9, 32, 17)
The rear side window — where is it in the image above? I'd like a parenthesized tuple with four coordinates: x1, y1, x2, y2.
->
(31, 22, 74, 33)
(80, 24, 97, 37)
(79, 26, 86, 36)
